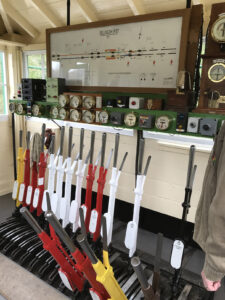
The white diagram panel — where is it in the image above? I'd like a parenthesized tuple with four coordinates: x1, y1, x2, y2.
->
(50, 17, 183, 89)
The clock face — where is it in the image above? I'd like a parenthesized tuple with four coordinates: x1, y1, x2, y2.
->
(32, 104, 39, 116)
(208, 63, 225, 83)
(211, 16, 225, 43)
(16, 104, 24, 114)
(155, 115, 170, 130)
(70, 95, 81, 108)
(124, 113, 136, 127)
(58, 108, 67, 120)
(59, 95, 69, 107)
(83, 96, 96, 109)
(70, 109, 81, 122)
(50, 106, 58, 118)
(82, 110, 95, 123)
(99, 111, 109, 124)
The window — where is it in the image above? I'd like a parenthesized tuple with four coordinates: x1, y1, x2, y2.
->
(23, 50, 46, 79)
(0, 52, 7, 115)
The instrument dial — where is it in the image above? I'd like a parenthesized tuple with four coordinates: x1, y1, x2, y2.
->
(32, 104, 40, 116)
(99, 111, 109, 124)
(50, 106, 58, 118)
(124, 112, 136, 127)
(83, 96, 96, 109)
(211, 15, 225, 43)
(70, 95, 82, 108)
(155, 115, 171, 131)
(70, 109, 81, 122)
(208, 63, 225, 83)
(59, 95, 69, 107)
(16, 104, 24, 115)
(82, 110, 95, 123)
(9, 103, 15, 113)
(58, 108, 68, 120)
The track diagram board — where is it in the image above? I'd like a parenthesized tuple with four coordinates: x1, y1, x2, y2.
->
(48, 11, 189, 91)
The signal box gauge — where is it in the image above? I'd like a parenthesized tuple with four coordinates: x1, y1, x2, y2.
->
(9, 102, 15, 113)
(99, 111, 109, 124)
(59, 95, 69, 107)
(70, 109, 81, 122)
(124, 112, 137, 127)
(82, 110, 95, 123)
(50, 106, 58, 119)
(16, 103, 24, 115)
(139, 115, 155, 129)
(110, 112, 124, 125)
(208, 63, 225, 83)
(211, 15, 225, 43)
(83, 96, 96, 109)
(32, 104, 40, 117)
(155, 115, 171, 131)
(116, 96, 129, 108)
(70, 95, 82, 108)
(58, 108, 68, 120)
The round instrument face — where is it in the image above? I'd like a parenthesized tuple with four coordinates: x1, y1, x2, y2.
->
(211, 16, 225, 43)
(83, 96, 96, 109)
(208, 63, 225, 83)
(124, 112, 136, 127)
(207, 90, 220, 100)
(50, 106, 58, 118)
(70, 95, 82, 108)
(82, 110, 95, 123)
(58, 108, 67, 120)
(70, 109, 81, 122)
(99, 111, 109, 124)
(155, 115, 170, 130)
(16, 104, 24, 115)
(9, 103, 15, 113)
(32, 104, 40, 116)
(59, 95, 69, 107)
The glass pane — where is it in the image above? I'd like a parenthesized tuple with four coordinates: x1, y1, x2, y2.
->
(28, 54, 42, 67)
(28, 68, 42, 79)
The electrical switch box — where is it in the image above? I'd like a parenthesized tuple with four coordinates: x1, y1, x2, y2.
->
(199, 118, 218, 136)
(129, 97, 145, 109)
(187, 117, 200, 133)
(139, 115, 155, 128)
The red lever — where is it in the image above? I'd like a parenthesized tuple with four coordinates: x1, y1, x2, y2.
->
(93, 167, 108, 241)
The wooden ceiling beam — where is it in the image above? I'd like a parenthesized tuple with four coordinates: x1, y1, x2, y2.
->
(29, 0, 63, 27)
(0, 0, 13, 34)
(76, 0, 98, 23)
(0, 33, 29, 46)
(126, 0, 146, 15)
(1, 0, 38, 38)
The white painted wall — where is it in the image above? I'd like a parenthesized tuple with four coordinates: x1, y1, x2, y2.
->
(27, 119, 211, 223)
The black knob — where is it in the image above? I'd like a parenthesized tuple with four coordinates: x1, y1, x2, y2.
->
(203, 124, 210, 131)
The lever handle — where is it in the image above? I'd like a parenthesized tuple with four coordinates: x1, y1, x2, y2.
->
(77, 234, 98, 264)
(186, 145, 195, 189)
(131, 256, 149, 290)
(68, 127, 73, 158)
(90, 131, 95, 164)
(20, 207, 42, 234)
(119, 152, 128, 171)
(143, 156, 151, 176)
(45, 210, 76, 253)
(101, 133, 107, 167)
(26, 131, 31, 150)
(50, 135, 55, 155)
(79, 128, 84, 160)
(19, 130, 23, 148)
(41, 123, 46, 152)
(138, 138, 145, 175)
(113, 133, 120, 168)
(59, 126, 65, 156)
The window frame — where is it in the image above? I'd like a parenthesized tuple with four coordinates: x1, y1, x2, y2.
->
(0, 51, 8, 117)
(23, 50, 46, 79)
